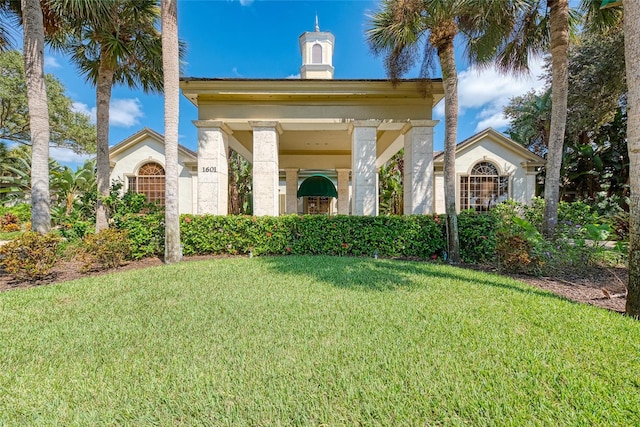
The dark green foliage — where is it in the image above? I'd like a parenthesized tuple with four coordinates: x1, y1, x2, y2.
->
(457, 210, 498, 263)
(0, 232, 61, 280)
(58, 220, 93, 241)
(178, 214, 446, 260)
(79, 228, 131, 271)
(0, 204, 30, 223)
(113, 213, 164, 260)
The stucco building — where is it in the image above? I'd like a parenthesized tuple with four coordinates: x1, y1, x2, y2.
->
(109, 22, 544, 216)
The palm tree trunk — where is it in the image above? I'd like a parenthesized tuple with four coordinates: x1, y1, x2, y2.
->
(95, 51, 114, 232)
(542, 0, 569, 237)
(624, 0, 640, 318)
(438, 37, 460, 263)
(162, 0, 181, 264)
(22, 0, 51, 234)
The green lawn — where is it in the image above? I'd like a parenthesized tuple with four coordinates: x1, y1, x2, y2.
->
(1, 256, 638, 426)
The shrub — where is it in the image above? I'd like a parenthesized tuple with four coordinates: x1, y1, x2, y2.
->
(458, 210, 497, 263)
(0, 204, 31, 223)
(58, 220, 94, 241)
(0, 232, 61, 281)
(179, 214, 446, 259)
(78, 228, 131, 271)
(113, 213, 164, 259)
(0, 212, 20, 232)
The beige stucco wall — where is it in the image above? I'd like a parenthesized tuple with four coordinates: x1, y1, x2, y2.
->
(434, 135, 538, 213)
(110, 136, 195, 214)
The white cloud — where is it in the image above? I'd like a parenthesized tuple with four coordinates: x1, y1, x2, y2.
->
(50, 147, 93, 166)
(109, 98, 144, 127)
(458, 56, 546, 132)
(431, 56, 547, 132)
(44, 56, 61, 69)
(239, 0, 254, 5)
(71, 98, 144, 128)
(286, 73, 301, 79)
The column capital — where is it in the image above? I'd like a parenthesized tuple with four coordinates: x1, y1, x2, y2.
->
(249, 121, 283, 135)
(284, 167, 300, 173)
(335, 168, 351, 174)
(348, 119, 382, 134)
(401, 120, 439, 134)
(192, 120, 233, 134)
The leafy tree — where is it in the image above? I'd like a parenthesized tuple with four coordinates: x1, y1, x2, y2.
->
(504, 88, 552, 158)
(51, 159, 96, 220)
(162, 0, 181, 264)
(51, 0, 164, 232)
(624, 0, 640, 318)
(0, 145, 62, 204)
(497, 0, 620, 237)
(228, 148, 252, 215)
(0, 50, 95, 152)
(367, 0, 523, 263)
(378, 151, 403, 215)
(505, 25, 627, 203)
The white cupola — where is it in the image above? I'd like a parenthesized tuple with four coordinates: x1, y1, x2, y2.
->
(298, 16, 335, 79)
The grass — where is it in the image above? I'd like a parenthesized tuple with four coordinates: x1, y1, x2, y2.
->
(1, 256, 639, 426)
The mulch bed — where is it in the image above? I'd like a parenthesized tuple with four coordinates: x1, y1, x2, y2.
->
(0, 255, 628, 314)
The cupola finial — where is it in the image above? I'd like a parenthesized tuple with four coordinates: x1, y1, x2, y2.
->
(315, 13, 319, 31)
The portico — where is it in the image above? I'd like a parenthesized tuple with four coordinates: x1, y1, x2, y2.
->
(181, 79, 443, 216)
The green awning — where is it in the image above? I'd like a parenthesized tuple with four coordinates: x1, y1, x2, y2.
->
(600, 0, 622, 8)
(297, 174, 338, 198)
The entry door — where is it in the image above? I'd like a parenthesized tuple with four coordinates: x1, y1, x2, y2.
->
(304, 196, 331, 214)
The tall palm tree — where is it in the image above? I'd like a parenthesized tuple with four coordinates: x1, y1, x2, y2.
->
(496, 0, 619, 236)
(624, 0, 640, 317)
(368, 0, 522, 263)
(21, 0, 50, 233)
(52, 0, 163, 232)
(161, 0, 181, 264)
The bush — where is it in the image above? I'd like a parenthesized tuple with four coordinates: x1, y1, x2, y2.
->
(78, 228, 131, 271)
(0, 204, 31, 223)
(113, 213, 164, 259)
(58, 220, 94, 241)
(0, 212, 20, 232)
(179, 214, 446, 259)
(0, 232, 61, 281)
(458, 210, 497, 263)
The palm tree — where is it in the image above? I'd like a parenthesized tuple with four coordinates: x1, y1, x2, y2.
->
(161, 0, 181, 264)
(21, 0, 51, 233)
(624, 0, 640, 317)
(52, 0, 163, 232)
(51, 159, 96, 219)
(368, 0, 522, 263)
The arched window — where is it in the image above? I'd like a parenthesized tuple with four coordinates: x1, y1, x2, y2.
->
(312, 44, 322, 64)
(459, 161, 509, 211)
(127, 162, 165, 205)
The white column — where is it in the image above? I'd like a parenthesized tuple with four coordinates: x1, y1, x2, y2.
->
(350, 120, 380, 216)
(251, 121, 281, 216)
(285, 168, 299, 214)
(336, 168, 350, 215)
(193, 120, 230, 215)
(403, 120, 438, 215)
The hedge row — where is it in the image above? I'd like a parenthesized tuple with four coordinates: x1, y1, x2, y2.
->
(116, 211, 497, 263)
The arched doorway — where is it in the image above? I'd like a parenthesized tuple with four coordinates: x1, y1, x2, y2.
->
(297, 174, 338, 214)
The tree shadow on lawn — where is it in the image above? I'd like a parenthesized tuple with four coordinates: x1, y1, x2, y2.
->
(259, 255, 572, 303)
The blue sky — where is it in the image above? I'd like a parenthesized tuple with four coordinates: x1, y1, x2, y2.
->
(41, 0, 551, 168)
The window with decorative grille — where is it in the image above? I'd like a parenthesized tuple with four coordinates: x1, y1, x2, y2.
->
(128, 162, 165, 206)
(459, 162, 509, 212)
